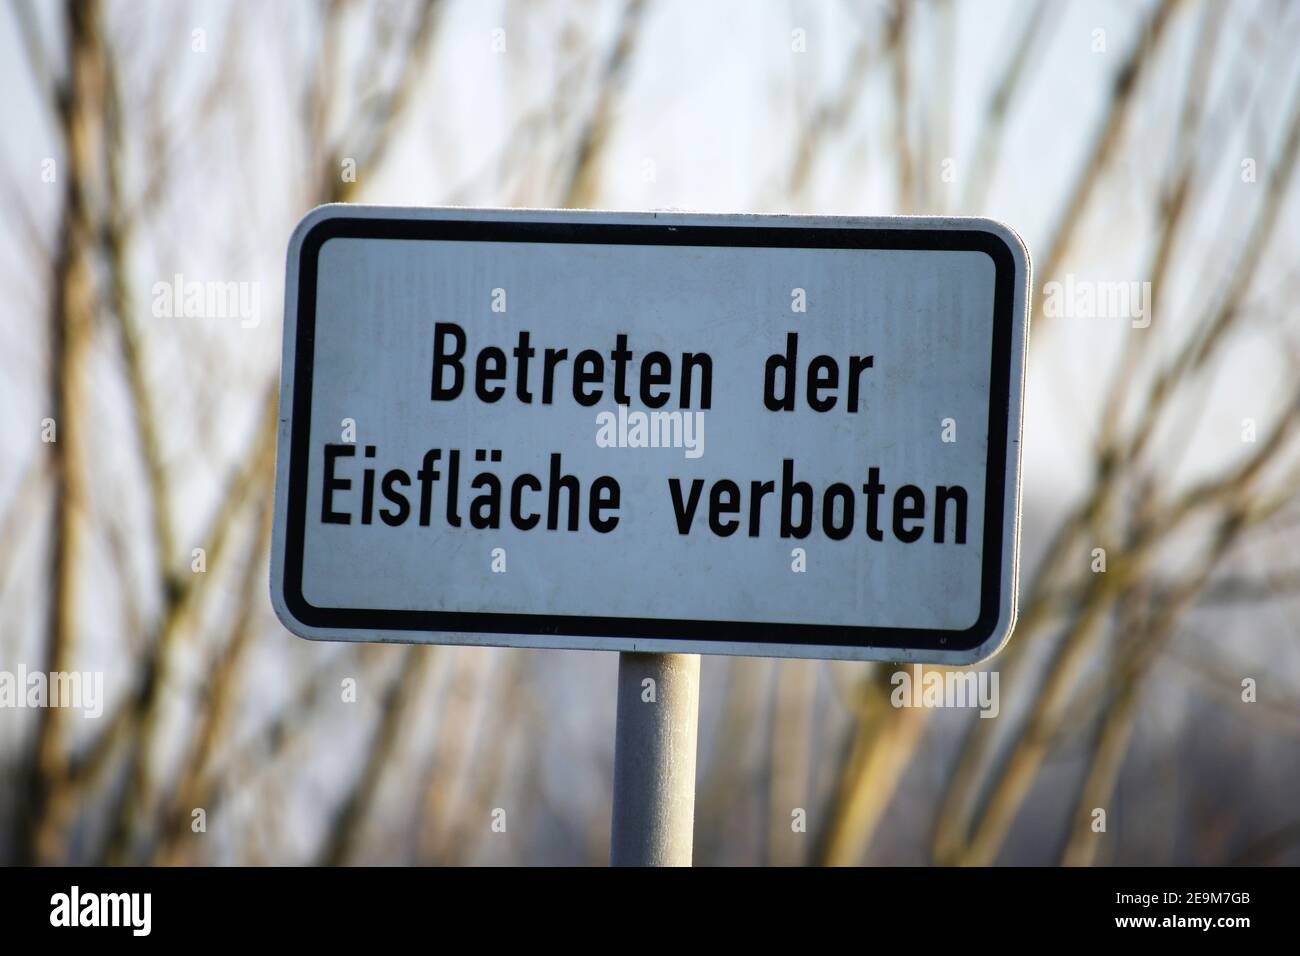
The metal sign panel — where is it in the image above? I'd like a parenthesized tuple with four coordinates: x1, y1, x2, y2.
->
(270, 206, 1030, 663)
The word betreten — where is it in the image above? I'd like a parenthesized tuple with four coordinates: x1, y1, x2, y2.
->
(431, 323, 713, 408)
(321, 445, 620, 532)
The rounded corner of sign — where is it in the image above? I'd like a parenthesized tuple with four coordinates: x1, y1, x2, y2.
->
(277, 611, 331, 644)
(287, 204, 349, 263)
(963, 611, 1017, 666)
(268, 576, 324, 643)
(966, 218, 1031, 278)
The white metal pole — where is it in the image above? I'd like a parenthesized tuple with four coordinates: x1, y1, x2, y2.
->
(609, 652, 701, 866)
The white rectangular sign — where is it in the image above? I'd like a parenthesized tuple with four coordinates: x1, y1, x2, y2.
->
(270, 206, 1029, 663)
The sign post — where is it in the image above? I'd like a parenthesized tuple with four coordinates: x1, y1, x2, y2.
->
(610, 652, 700, 866)
(270, 205, 1031, 865)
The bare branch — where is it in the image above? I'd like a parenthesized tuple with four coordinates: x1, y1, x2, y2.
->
(556, 0, 647, 208)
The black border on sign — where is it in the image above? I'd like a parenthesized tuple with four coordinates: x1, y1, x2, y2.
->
(283, 216, 1016, 652)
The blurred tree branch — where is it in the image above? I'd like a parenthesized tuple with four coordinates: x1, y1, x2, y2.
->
(18, 0, 105, 867)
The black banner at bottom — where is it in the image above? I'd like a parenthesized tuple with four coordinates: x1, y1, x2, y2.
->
(0, 865, 1276, 942)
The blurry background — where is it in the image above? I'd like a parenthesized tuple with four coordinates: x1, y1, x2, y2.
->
(1, 0, 1299, 866)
